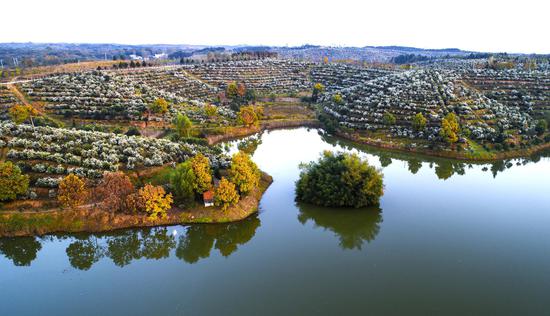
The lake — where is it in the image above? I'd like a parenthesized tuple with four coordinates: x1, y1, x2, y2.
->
(1, 127, 549, 315)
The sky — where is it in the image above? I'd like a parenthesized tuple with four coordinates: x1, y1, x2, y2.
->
(1, 0, 548, 54)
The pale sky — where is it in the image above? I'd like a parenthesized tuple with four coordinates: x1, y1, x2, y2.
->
(1, 0, 548, 53)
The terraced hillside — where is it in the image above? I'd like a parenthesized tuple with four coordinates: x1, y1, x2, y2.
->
(319, 69, 536, 143)
(184, 59, 313, 93)
(0, 122, 228, 191)
(17, 70, 234, 124)
(0, 85, 18, 120)
(310, 63, 396, 91)
(462, 69, 550, 119)
(111, 67, 220, 102)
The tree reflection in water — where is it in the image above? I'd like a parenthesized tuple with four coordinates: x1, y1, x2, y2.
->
(0, 237, 42, 266)
(297, 203, 383, 250)
(0, 215, 261, 269)
(176, 215, 260, 263)
(320, 132, 550, 180)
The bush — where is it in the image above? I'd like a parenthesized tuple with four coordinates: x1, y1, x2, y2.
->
(229, 151, 260, 195)
(0, 161, 30, 201)
(535, 119, 547, 136)
(296, 151, 384, 208)
(383, 112, 396, 125)
(125, 126, 141, 136)
(214, 177, 239, 211)
(58, 174, 89, 208)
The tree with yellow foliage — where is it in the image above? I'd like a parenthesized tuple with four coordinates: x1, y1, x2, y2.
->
(57, 174, 89, 208)
(148, 98, 169, 115)
(311, 83, 325, 102)
(0, 161, 29, 201)
(9, 104, 38, 126)
(190, 153, 212, 194)
(204, 103, 218, 117)
(237, 105, 263, 127)
(137, 184, 173, 220)
(214, 177, 239, 211)
(226, 81, 239, 100)
(440, 112, 460, 144)
(229, 151, 260, 195)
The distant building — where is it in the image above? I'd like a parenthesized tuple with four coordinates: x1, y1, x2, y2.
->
(203, 190, 214, 207)
(129, 54, 143, 61)
(153, 53, 168, 59)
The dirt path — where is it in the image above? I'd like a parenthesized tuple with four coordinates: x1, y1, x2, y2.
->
(6, 83, 31, 105)
(6, 83, 46, 115)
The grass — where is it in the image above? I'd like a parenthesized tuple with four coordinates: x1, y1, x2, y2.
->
(464, 139, 496, 160)
(0, 212, 82, 236)
(143, 165, 175, 186)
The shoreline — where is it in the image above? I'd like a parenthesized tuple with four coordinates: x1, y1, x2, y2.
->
(205, 119, 321, 144)
(0, 172, 273, 237)
(334, 131, 550, 162)
(208, 121, 549, 162)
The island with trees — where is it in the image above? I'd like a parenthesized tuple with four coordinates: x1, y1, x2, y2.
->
(296, 151, 384, 208)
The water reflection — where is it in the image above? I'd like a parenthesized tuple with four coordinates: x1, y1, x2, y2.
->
(0, 237, 42, 266)
(176, 215, 260, 263)
(297, 203, 382, 250)
(0, 215, 260, 269)
(321, 132, 550, 180)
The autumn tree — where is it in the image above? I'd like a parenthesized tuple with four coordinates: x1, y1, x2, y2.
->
(137, 184, 173, 219)
(96, 171, 135, 213)
(229, 151, 261, 195)
(173, 112, 193, 138)
(383, 112, 396, 125)
(226, 81, 254, 110)
(412, 113, 427, 131)
(58, 174, 89, 208)
(170, 161, 196, 204)
(311, 83, 325, 102)
(9, 104, 38, 126)
(204, 104, 218, 117)
(148, 98, 169, 115)
(237, 105, 263, 127)
(214, 177, 239, 211)
(0, 161, 29, 201)
(226, 82, 239, 100)
(332, 94, 344, 104)
(190, 153, 212, 194)
(440, 112, 460, 144)
(237, 83, 246, 97)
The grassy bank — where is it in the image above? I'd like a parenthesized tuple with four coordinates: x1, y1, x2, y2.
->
(0, 172, 273, 237)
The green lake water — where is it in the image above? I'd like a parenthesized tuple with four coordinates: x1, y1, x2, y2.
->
(1, 127, 549, 315)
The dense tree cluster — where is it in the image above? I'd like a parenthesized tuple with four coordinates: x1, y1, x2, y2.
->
(296, 151, 384, 208)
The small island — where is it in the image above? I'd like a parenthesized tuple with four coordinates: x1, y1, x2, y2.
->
(296, 151, 384, 208)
